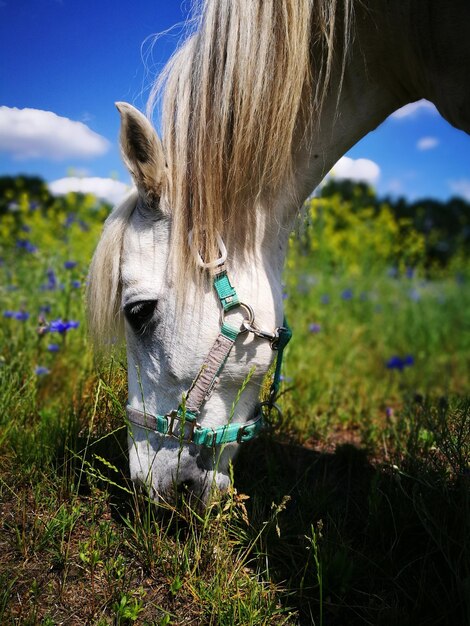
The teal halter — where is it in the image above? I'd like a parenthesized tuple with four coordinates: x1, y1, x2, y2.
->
(126, 259, 291, 447)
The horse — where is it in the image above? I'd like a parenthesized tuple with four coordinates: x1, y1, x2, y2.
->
(87, 0, 470, 504)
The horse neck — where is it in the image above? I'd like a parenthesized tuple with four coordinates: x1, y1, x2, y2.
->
(260, 4, 417, 262)
(244, 1, 458, 278)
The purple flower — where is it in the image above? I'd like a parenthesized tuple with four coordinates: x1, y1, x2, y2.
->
(64, 261, 77, 270)
(71, 280, 81, 289)
(47, 343, 60, 352)
(39, 304, 51, 314)
(309, 323, 321, 333)
(16, 239, 37, 253)
(41, 268, 57, 291)
(386, 355, 415, 371)
(21, 224, 31, 233)
(35, 366, 50, 376)
(48, 319, 80, 333)
(14, 311, 29, 321)
(49, 320, 68, 333)
(403, 354, 414, 366)
(405, 267, 414, 279)
(3, 310, 14, 318)
(320, 294, 330, 305)
(341, 288, 353, 301)
(64, 214, 76, 228)
(385, 407, 394, 418)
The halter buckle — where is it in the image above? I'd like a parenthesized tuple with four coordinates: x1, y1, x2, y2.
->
(166, 410, 199, 442)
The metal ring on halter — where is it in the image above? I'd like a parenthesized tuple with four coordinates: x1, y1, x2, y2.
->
(221, 302, 255, 334)
(188, 230, 227, 269)
(259, 400, 284, 420)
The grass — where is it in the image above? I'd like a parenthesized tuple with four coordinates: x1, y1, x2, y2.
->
(0, 188, 469, 624)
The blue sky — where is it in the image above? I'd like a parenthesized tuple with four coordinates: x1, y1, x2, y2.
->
(1, 0, 470, 204)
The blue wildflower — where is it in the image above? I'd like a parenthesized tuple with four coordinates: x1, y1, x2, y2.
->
(29, 201, 39, 211)
(49, 319, 80, 333)
(386, 355, 415, 371)
(47, 343, 60, 352)
(320, 294, 330, 305)
(21, 224, 31, 233)
(3, 310, 14, 318)
(309, 323, 321, 333)
(39, 304, 51, 314)
(71, 280, 81, 289)
(15, 311, 29, 321)
(403, 354, 414, 366)
(405, 267, 414, 279)
(385, 407, 394, 418)
(386, 356, 405, 371)
(64, 261, 77, 270)
(341, 288, 353, 301)
(35, 366, 50, 376)
(16, 239, 37, 253)
(49, 320, 68, 333)
(64, 213, 76, 228)
(41, 268, 58, 291)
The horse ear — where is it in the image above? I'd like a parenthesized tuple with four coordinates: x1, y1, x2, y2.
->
(115, 102, 166, 205)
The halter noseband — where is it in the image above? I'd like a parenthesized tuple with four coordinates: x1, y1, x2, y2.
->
(126, 240, 291, 447)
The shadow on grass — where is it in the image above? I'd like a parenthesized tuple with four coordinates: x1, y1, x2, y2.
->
(235, 435, 469, 626)
(49, 398, 469, 626)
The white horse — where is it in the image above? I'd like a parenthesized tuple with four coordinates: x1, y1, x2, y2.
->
(88, 1, 470, 503)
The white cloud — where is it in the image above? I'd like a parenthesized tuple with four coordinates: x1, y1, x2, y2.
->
(390, 99, 438, 120)
(0, 106, 110, 160)
(417, 136, 439, 151)
(329, 156, 380, 185)
(49, 177, 130, 205)
(448, 179, 470, 202)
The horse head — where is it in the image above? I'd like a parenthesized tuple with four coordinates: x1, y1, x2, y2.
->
(88, 103, 288, 504)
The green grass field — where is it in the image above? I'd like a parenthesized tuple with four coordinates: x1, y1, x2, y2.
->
(0, 179, 469, 625)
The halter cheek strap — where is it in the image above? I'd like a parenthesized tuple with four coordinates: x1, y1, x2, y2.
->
(126, 262, 291, 447)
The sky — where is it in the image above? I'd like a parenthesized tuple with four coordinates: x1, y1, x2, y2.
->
(1, 0, 470, 205)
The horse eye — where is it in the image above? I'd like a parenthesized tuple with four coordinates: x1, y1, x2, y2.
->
(123, 300, 158, 334)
